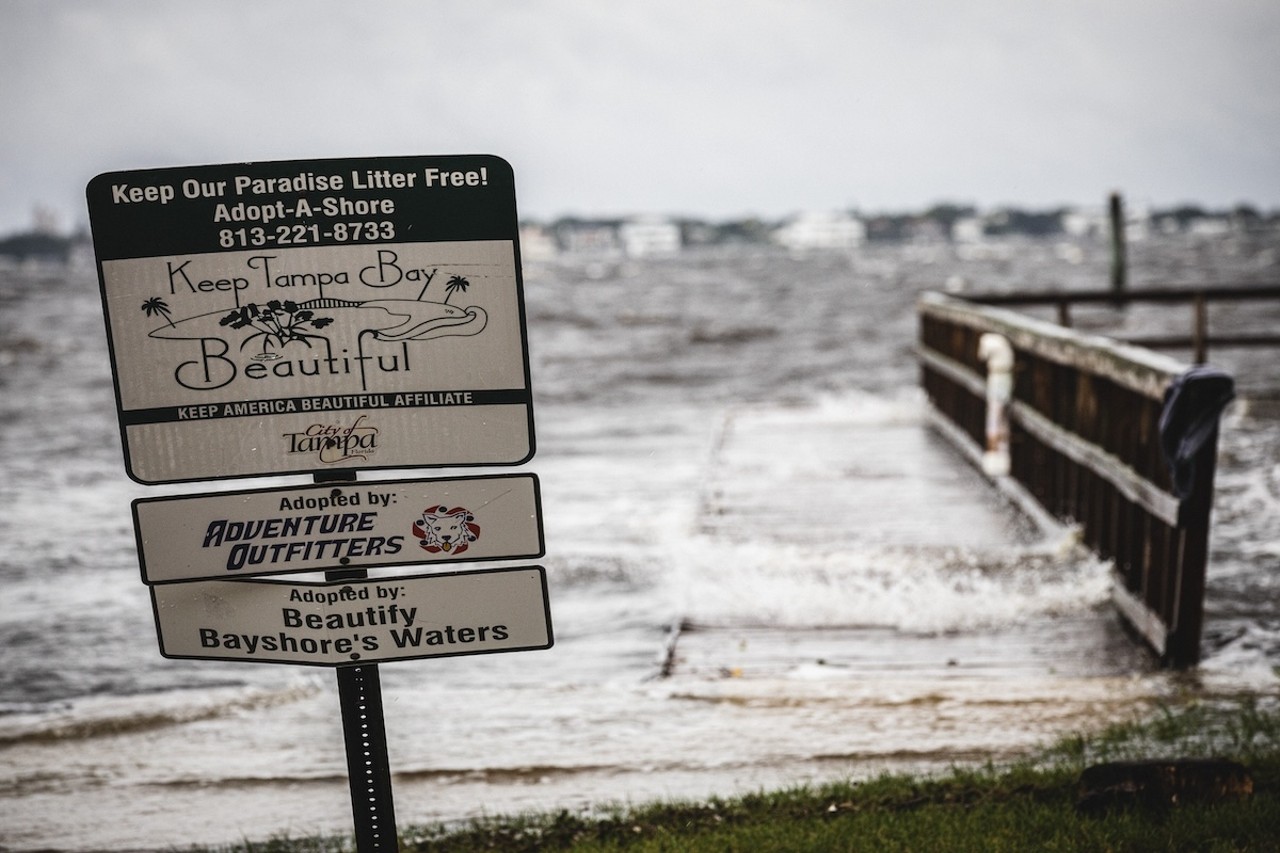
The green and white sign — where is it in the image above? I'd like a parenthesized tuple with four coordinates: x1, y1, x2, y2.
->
(151, 567, 552, 667)
(134, 474, 543, 584)
(87, 155, 534, 484)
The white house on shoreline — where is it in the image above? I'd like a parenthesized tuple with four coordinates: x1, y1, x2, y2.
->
(619, 216, 682, 257)
(772, 210, 866, 251)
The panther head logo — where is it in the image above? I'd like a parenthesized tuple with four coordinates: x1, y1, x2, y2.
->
(412, 505, 480, 555)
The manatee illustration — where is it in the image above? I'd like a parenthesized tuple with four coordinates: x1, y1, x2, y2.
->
(145, 298, 487, 346)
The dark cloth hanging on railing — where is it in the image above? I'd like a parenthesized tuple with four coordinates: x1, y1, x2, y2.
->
(1158, 365, 1235, 504)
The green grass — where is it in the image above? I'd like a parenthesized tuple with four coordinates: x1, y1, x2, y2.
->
(192, 697, 1280, 853)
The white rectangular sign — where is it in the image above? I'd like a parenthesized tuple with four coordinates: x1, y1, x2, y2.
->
(151, 567, 552, 667)
(134, 474, 543, 584)
(87, 155, 534, 483)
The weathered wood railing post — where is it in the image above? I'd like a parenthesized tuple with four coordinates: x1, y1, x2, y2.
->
(1193, 292, 1209, 364)
(917, 293, 1233, 667)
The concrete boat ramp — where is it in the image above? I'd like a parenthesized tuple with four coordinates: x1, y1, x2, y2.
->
(662, 396, 1154, 684)
(696, 398, 1041, 550)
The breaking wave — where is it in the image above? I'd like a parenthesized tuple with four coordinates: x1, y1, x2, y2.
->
(0, 681, 321, 746)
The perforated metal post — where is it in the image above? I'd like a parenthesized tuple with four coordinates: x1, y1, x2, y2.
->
(317, 471, 399, 852)
(334, 655, 399, 852)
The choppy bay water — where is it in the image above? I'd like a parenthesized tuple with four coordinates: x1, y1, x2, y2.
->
(2, 234, 1279, 850)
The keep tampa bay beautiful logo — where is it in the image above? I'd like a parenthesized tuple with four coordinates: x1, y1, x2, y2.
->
(89, 156, 534, 482)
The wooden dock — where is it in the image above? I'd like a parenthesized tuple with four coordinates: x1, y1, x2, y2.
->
(919, 292, 1235, 667)
(664, 282, 1250, 679)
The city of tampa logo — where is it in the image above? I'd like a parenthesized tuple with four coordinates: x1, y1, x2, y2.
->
(284, 414, 379, 464)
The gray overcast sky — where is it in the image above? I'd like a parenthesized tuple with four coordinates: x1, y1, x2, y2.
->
(3, 0, 1278, 234)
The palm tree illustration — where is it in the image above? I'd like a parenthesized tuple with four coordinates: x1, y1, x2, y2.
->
(443, 275, 471, 304)
(140, 297, 175, 328)
(220, 300, 334, 359)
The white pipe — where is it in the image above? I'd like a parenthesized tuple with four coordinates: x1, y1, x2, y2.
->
(978, 332, 1013, 476)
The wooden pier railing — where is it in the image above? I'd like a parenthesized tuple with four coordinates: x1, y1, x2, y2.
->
(917, 292, 1233, 667)
(960, 284, 1280, 365)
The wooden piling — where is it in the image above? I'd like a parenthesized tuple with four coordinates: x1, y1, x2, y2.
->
(1109, 192, 1127, 301)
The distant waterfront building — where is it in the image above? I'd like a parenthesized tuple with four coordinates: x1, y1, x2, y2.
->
(31, 204, 61, 236)
(518, 224, 559, 261)
(773, 211, 866, 251)
(1123, 200, 1151, 240)
(551, 220, 621, 256)
(1061, 208, 1104, 239)
(1063, 203, 1150, 241)
(1184, 216, 1233, 237)
(619, 216, 682, 257)
(951, 216, 986, 243)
